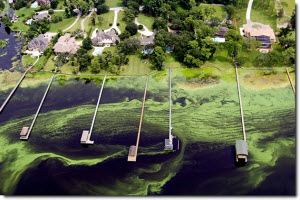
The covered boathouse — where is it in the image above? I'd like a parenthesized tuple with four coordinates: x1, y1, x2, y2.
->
(235, 140, 248, 163)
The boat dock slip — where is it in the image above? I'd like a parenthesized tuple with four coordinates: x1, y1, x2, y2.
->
(286, 68, 295, 94)
(128, 75, 149, 162)
(235, 65, 248, 163)
(0, 66, 33, 113)
(20, 69, 57, 140)
(81, 75, 107, 145)
(164, 68, 177, 151)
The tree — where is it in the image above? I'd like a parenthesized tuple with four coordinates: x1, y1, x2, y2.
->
(123, 8, 135, 22)
(290, 10, 295, 29)
(226, 5, 236, 20)
(55, 53, 68, 68)
(78, 54, 92, 71)
(152, 46, 166, 70)
(119, 38, 141, 54)
(153, 17, 168, 30)
(91, 56, 101, 73)
(0, 1, 4, 10)
(282, 47, 295, 65)
(82, 37, 93, 50)
(125, 22, 138, 35)
(190, 0, 196, 8)
(225, 40, 241, 61)
(250, 40, 261, 64)
(51, 0, 58, 9)
(91, 12, 97, 25)
(48, 9, 54, 15)
(97, 16, 103, 26)
(224, 29, 240, 41)
(97, 4, 109, 15)
(278, 8, 284, 19)
(119, 30, 131, 40)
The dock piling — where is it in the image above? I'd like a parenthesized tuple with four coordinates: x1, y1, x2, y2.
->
(128, 75, 149, 162)
(286, 68, 295, 94)
(81, 75, 107, 145)
(0, 66, 33, 113)
(20, 69, 57, 140)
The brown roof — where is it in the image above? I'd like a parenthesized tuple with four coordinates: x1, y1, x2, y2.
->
(53, 33, 79, 54)
(244, 26, 276, 41)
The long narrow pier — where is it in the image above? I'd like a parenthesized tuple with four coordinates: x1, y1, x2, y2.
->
(0, 66, 33, 113)
(286, 68, 295, 94)
(20, 68, 57, 140)
(128, 75, 149, 162)
(235, 65, 246, 141)
(81, 75, 107, 144)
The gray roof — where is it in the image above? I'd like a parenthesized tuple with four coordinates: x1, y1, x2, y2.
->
(7, 8, 15, 20)
(236, 140, 248, 155)
(28, 34, 49, 52)
(134, 34, 155, 46)
(92, 29, 120, 45)
(34, 13, 50, 20)
(215, 25, 229, 37)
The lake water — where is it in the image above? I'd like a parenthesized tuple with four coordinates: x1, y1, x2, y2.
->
(0, 66, 295, 195)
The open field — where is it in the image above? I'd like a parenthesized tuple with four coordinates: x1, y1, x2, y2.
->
(137, 13, 155, 31)
(117, 11, 127, 32)
(251, 0, 277, 30)
(165, 53, 185, 68)
(42, 55, 56, 71)
(235, 7, 247, 29)
(12, 7, 38, 32)
(22, 55, 37, 67)
(201, 4, 227, 20)
(84, 11, 115, 32)
(105, 0, 123, 8)
(49, 15, 77, 32)
(121, 54, 154, 75)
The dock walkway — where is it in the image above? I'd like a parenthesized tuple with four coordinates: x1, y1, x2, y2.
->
(128, 75, 149, 162)
(81, 75, 107, 144)
(286, 68, 295, 94)
(20, 69, 57, 140)
(0, 66, 33, 113)
(235, 65, 246, 141)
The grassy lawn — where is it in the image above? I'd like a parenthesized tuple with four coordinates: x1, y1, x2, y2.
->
(49, 15, 77, 32)
(34, 56, 48, 70)
(251, 0, 277, 30)
(137, 13, 155, 31)
(201, 5, 227, 20)
(67, 16, 85, 33)
(56, 0, 66, 10)
(121, 54, 154, 75)
(281, 0, 295, 16)
(102, 46, 117, 54)
(84, 11, 115, 32)
(235, 7, 247, 29)
(22, 55, 37, 67)
(60, 60, 76, 74)
(117, 11, 127, 32)
(165, 53, 185, 68)
(12, 7, 39, 32)
(105, 0, 123, 8)
(43, 55, 56, 71)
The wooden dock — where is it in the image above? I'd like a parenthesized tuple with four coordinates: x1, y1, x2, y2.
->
(286, 68, 295, 94)
(128, 75, 149, 162)
(0, 66, 33, 113)
(20, 69, 57, 140)
(235, 65, 246, 141)
(81, 75, 107, 144)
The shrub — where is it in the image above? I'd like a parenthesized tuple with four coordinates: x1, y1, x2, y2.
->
(109, 23, 113, 26)
(138, 25, 143, 30)
(117, 23, 120, 26)
(48, 9, 54, 15)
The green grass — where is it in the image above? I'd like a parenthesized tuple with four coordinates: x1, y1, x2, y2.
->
(67, 16, 85, 33)
(176, 6, 187, 12)
(56, 0, 66, 10)
(60, 59, 76, 74)
(251, 0, 277, 31)
(165, 53, 185, 68)
(34, 56, 48, 70)
(201, 5, 227, 20)
(121, 54, 154, 75)
(105, 0, 123, 8)
(49, 14, 77, 32)
(11, 7, 39, 32)
(102, 46, 117, 54)
(280, 0, 295, 16)
(137, 13, 155, 31)
(235, 7, 247, 29)
(117, 11, 127, 32)
(22, 55, 37, 67)
(43, 55, 56, 71)
(84, 11, 115, 32)
(252, 24, 262, 28)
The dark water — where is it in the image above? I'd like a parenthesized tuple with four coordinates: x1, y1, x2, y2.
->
(0, 22, 24, 71)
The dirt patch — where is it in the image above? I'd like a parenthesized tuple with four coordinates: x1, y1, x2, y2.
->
(241, 73, 289, 90)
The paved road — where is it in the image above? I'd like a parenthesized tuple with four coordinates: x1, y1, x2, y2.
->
(135, 17, 154, 36)
(63, 10, 82, 32)
(104, 7, 124, 34)
(246, 0, 254, 22)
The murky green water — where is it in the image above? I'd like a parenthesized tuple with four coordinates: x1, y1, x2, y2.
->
(0, 67, 295, 195)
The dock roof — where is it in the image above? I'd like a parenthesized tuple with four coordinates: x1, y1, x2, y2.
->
(236, 140, 248, 155)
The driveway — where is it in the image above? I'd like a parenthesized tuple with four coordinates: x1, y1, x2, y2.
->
(63, 10, 82, 32)
(134, 17, 154, 36)
(104, 7, 124, 35)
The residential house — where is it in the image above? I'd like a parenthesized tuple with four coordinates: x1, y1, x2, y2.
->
(134, 32, 155, 46)
(8, 0, 13, 4)
(33, 12, 51, 21)
(92, 29, 120, 46)
(53, 33, 79, 55)
(215, 25, 229, 38)
(28, 34, 50, 52)
(255, 35, 271, 49)
(7, 8, 15, 20)
(38, 0, 51, 6)
(243, 26, 276, 43)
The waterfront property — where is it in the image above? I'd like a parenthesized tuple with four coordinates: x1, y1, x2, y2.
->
(33, 13, 51, 21)
(134, 32, 155, 46)
(28, 34, 50, 52)
(243, 25, 276, 42)
(215, 25, 229, 38)
(53, 33, 79, 55)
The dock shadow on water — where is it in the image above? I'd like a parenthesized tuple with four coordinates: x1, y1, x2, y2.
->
(0, 68, 295, 195)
